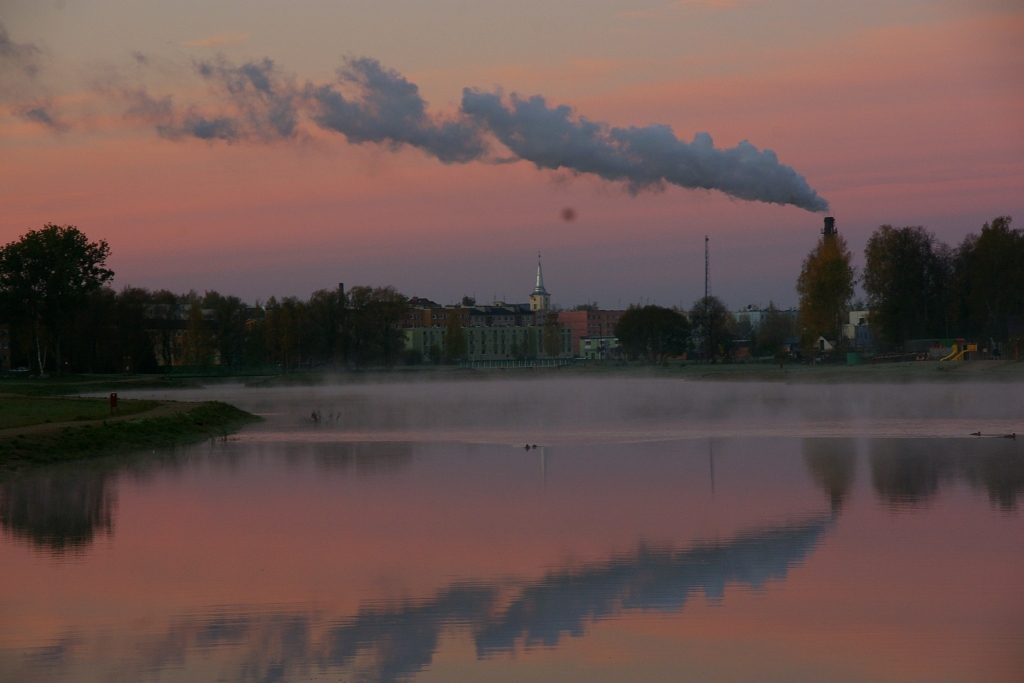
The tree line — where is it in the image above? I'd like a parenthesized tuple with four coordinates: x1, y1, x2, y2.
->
(798, 215, 1021, 354)
(0, 225, 409, 375)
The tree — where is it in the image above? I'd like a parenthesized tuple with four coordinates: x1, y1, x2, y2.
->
(751, 303, 797, 360)
(863, 225, 950, 347)
(69, 286, 159, 374)
(443, 314, 467, 362)
(690, 296, 731, 362)
(427, 343, 442, 365)
(149, 289, 184, 369)
(203, 290, 251, 368)
(306, 288, 345, 365)
(963, 216, 1024, 341)
(542, 311, 562, 358)
(796, 232, 855, 357)
(461, 296, 476, 307)
(346, 286, 408, 366)
(0, 224, 113, 375)
(614, 305, 690, 362)
(180, 294, 215, 365)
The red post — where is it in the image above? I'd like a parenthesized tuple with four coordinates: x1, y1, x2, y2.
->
(109, 392, 118, 414)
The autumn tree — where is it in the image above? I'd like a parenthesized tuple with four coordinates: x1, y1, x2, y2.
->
(0, 224, 113, 375)
(796, 231, 855, 357)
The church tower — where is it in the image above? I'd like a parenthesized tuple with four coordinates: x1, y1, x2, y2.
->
(529, 253, 551, 312)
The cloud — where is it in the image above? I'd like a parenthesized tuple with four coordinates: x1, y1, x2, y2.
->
(669, 0, 766, 8)
(0, 23, 41, 77)
(182, 33, 248, 48)
(17, 103, 64, 130)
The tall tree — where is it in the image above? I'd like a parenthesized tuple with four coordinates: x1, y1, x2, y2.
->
(443, 314, 467, 362)
(346, 286, 408, 366)
(202, 290, 251, 368)
(306, 288, 346, 365)
(863, 225, 950, 346)
(752, 302, 797, 360)
(0, 225, 113, 375)
(542, 311, 563, 358)
(690, 295, 731, 362)
(614, 305, 690, 362)
(796, 232, 855, 356)
(964, 216, 1024, 341)
(149, 290, 184, 369)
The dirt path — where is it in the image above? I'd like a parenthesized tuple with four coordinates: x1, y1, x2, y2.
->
(0, 401, 199, 439)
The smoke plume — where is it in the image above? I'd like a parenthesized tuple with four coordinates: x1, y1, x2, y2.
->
(1, 22, 829, 212)
(462, 91, 829, 211)
(306, 58, 485, 164)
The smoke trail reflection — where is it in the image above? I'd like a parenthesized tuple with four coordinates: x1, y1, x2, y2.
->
(10, 517, 832, 683)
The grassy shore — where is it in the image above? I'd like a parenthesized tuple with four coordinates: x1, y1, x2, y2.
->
(0, 379, 261, 470)
(0, 396, 160, 430)
(0, 400, 260, 470)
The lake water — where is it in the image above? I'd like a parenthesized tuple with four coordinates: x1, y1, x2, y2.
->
(1, 377, 1022, 682)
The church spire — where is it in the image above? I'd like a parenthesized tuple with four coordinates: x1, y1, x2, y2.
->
(529, 252, 551, 312)
(533, 252, 548, 295)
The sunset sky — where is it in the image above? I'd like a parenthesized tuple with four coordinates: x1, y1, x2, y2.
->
(1, 0, 1021, 308)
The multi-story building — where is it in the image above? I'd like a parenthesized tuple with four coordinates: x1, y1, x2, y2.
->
(842, 310, 874, 349)
(402, 255, 573, 361)
(558, 309, 625, 356)
(733, 305, 799, 330)
(579, 335, 621, 361)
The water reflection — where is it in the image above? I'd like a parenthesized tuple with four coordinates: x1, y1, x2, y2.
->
(803, 439, 857, 513)
(870, 438, 1024, 511)
(0, 466, 117, 553)
(16, 516, 831, 683)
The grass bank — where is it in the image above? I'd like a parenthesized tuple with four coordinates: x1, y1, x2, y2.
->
(0, 374, 202, 397)
(0, 396, 160, 429)
(0, 401, 261, 470)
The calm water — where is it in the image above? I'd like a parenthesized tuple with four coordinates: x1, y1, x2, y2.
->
(1, 377, 1022, 682)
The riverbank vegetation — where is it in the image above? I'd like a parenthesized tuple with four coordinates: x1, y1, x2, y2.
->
(0, 399, 260, 470)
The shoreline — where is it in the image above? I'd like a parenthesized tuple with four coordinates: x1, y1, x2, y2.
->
(0, 400, 261, 470)
(236, 359, 1024, 386)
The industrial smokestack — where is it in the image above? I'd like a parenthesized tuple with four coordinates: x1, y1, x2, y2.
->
(823, 217, 836, 236)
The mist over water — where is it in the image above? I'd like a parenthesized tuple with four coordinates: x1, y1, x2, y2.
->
(3, 376, 1022, 683)
(110, 376, 1024, 442)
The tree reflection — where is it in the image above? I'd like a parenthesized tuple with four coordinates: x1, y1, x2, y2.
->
(0, 467, 117, 553)
(803, 438, 857, 513)
(870, 438, 1023, 511)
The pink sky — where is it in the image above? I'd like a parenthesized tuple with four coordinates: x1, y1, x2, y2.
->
(0, 1, 1021, 308)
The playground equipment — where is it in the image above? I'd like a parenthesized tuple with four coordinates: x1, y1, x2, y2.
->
(940, 341, 977, 361)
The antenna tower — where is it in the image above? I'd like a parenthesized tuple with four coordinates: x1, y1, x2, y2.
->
(704, 235, 709, 301)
